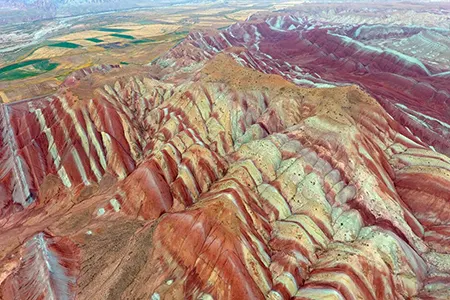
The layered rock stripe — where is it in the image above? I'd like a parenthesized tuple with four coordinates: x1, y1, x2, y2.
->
(157, 14, 450, 155)
(0, 12, 450, 300)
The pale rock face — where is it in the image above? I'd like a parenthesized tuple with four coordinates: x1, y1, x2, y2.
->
(1, 10, 450, 300)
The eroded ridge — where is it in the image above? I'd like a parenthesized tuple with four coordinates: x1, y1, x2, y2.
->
(0, 52, 449, 299)
(151, 12, 450, 156)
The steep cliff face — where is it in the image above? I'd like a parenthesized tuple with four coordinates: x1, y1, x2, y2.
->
(1, 12, 450, 300)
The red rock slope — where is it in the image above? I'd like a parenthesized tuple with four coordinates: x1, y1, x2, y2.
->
(0, 8, 450, 300)
(0, 18, 450, 300)
(152, 11, 450, 156)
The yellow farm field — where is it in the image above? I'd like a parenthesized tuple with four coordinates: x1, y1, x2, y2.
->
(195, 16, 234, 25)
(51, 30, 112, 41)
(101, 24, 181, 38)
(27, 46, 85, 60)
(50, 24, 180, 43)
(226, 9, 263, 21)
(189, 8, 235, 16)
(151, 14, 188, 23)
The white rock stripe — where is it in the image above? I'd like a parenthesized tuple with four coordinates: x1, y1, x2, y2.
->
(397, 103, 450, 130)
(33, 107, 72, 188)
(2, 104, 32, 205)
(219, 32, 233, 47)
(71, 147, 89, 186)
(100, 131, 127, 180)
(60, 96, 103, 183)
(82, 108, 107, 180)
(30, 233, 57, 300)
(109, 198, 121, 212)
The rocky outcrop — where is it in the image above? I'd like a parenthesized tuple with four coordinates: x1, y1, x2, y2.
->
(1, 11, 450, 300)
(153, 13, 450, 156)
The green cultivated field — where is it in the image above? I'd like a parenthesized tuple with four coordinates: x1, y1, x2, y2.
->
(0, 59, 59, 81)
(111, 33, 136, 40)
(131, 39, 156, 44)
(49, 41, 81, 48)
(86, 38, 103, 43)
(98, 28, 130, 33)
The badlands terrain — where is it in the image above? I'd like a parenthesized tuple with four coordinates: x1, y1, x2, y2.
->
(1, 1, 450, 300)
